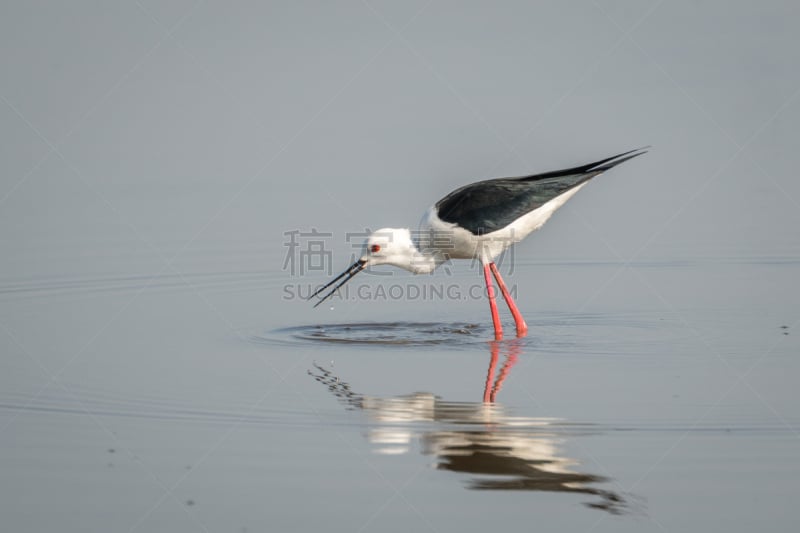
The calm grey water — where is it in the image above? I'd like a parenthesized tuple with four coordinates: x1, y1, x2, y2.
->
(2, 1, 800, 532)
(1, 223, 798, 532)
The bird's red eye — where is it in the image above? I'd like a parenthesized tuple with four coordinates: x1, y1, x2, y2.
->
(370, 244, 381, 253)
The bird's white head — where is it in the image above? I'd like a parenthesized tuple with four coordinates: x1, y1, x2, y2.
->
(362, 228, 417, 270)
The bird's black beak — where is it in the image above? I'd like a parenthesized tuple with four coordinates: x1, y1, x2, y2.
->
(309, 259, 367, 308)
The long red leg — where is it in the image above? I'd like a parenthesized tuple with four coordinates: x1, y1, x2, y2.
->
(483, 341, 499, 403)
(490, 262, 528, 337)
(483, 264, 503, 340)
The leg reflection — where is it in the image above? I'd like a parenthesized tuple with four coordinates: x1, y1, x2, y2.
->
(483, 339, 522, 403)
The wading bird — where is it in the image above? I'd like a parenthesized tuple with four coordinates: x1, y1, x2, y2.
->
(310, 148, 647, 339)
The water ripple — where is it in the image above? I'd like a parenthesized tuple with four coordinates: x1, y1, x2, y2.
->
(257, 321, 490, 348)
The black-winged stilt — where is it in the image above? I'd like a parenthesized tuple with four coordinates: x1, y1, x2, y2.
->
(310, 148, 647, 340)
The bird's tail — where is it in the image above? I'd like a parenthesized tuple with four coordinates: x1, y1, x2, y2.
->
(586, 147, 650, 173)
(517, 146, 649, 182)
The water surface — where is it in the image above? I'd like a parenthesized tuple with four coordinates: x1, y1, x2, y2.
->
(2, 248, 798, 532)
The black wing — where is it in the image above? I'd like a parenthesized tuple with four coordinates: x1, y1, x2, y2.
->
(434, 148, 647, 234)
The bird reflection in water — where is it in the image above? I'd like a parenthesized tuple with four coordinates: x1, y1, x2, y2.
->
(308, 339, 629, 514)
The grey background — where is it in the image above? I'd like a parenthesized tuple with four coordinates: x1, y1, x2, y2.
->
(2, 0, 798, 266)
(1, 1, 799, 532)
